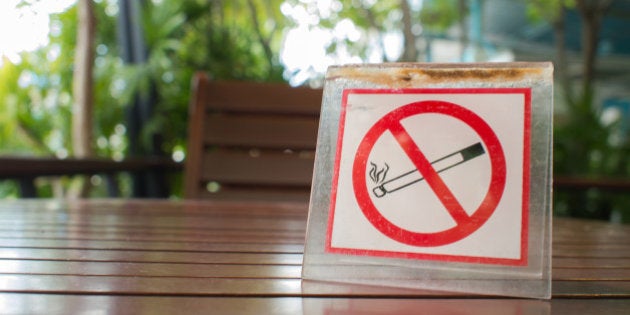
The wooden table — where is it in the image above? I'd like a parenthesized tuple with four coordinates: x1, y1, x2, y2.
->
(0, 200, 627, 314)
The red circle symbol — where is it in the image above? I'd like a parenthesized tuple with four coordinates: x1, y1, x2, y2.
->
(352, 100, 506, 247)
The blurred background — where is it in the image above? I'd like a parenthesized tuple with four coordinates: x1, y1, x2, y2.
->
(1, 0, 629, 223)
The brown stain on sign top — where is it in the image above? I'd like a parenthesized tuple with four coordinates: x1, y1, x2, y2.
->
(327, 63, 550, 87)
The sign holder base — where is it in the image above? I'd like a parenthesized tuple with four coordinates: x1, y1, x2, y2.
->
(303, 63, 553, 299)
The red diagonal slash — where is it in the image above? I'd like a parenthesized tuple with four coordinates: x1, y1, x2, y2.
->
(388, 121, 470, 224)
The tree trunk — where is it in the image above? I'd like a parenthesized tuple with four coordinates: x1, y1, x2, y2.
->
(359, 4, 387, 61)
(71, 0, 96, 198)
(457, 0, 468, 61)
(580, 10, 600, 100)
(400, 0, 417, 62)
(246, 0, 275, 75)
(575, 0, 613, 102)
(552, 7, 574, 105)
(72, 0, 96, 159)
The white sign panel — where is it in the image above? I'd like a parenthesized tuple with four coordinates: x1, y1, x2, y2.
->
(327, 89, 530, 265)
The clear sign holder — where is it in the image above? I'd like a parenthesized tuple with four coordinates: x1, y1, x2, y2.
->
(303, 63, 553, 299)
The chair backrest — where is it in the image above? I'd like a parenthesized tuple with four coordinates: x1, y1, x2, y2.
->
(184, 72, 323, 201)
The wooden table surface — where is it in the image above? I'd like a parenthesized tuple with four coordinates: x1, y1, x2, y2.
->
(0, 199, 628, 314)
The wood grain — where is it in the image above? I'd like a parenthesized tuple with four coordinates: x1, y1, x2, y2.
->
(0, 200, 628, 314)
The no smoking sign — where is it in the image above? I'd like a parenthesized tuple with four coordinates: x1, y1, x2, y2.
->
(326, 88, 530, 265)
(303, 63, 553, 299)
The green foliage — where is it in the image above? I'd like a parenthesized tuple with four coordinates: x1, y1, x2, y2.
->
(0, 0, 291, 197)
(554, 93, 630, 223)
(281, 0, 411, 72)
(130, 0, 289, 155)
(420, 0, 462, 32)
(1, 0, 289, 157)
(0, 1, 129, 197)
(2, 0, 628, 222)
(524, 0, 630, 222)
(0, 1, 125, 160)
(282, 0, 466, 66)
(0, 58, 36, 155)
(526, 0, 575, 23)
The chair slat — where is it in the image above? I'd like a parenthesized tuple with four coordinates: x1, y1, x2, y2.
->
(206, 80, 322, 115)
(199, 186, 311, 202)
(201, 150, 314, 186)
(204, 114, 318, 149)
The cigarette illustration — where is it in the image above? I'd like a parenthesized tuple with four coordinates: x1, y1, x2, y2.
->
(372, 142, 485, 198)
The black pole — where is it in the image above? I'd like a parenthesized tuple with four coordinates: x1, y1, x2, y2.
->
(117, 0, 168, 198)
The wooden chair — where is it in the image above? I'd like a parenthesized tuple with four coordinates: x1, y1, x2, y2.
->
(184, 72, 323, 201)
